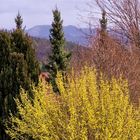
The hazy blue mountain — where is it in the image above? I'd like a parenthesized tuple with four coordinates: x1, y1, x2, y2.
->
(27, 25, 93, 45)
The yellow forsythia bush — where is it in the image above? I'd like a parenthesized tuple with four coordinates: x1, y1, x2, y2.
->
(6, 67, 140, 140)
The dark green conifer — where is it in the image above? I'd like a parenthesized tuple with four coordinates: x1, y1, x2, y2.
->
(11, 13, 40, 84)
(0, 31, 12, 140)
(99, 10, 108, 47)
(15, 12, 23, 30)
(0, 13, 40, 139)
(100, 10, 107, 33)
(46, 8, 71, 92)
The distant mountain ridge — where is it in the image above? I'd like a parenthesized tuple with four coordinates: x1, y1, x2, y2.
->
(27, 25, 93, 45)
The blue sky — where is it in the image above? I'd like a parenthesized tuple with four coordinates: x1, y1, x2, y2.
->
(0, 0, 100, 29)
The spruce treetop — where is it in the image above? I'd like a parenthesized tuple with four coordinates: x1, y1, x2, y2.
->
(100, 10, 107, 32)
(48, 8, 71, 74)
(49, 8, 65, 48)
(47, 8, 71, 92)
(15, 12, 23, 30)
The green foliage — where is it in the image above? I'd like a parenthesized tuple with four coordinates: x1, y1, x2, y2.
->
(0, 31, 12, 112)
(100, 10, 107, 33)
(15, 12, 23, 30)
(0, 31, 11, 68)
(99, 10, 108, 48)
(11, 17, 40, 84)
(0, 31, 12, 140)
(46, 8, 71, 92)
(0, 13, 40, 139)
(13, 12, 40, 84)
(6, 67, 140, 140)
(10, 52, 30, 95)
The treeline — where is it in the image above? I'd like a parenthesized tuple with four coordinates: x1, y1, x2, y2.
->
(0, 13, 40, 140)
(0, 8, 71, 140)
(71, 1, 140, 105)
(0, 0, 140, 139)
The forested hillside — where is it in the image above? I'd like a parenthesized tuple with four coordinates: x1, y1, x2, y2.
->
(32, 37, 79, 62)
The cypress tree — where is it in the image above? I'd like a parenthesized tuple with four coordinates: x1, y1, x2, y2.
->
(11, 13, 40, 84)
(0, 31, 11, 69)
(99, 10, 108, 45)
(100, 10, 107, 44)
(0, 13, 40, 139)
(15, 12, 23, 30)
(46, 8, 71, 92)
(10, 52, 30, 96)
(0, 30, 31, 140)
(100, 10, 107, 33)
(0, 31, 12, 140)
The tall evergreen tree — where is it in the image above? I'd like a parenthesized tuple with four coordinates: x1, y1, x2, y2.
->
(46, 8, 71, 92)
(15, 12, 23, 30)
(11, 13, 40, 84)
(99, 10, 108, 47)
(100, 10, 107, 33)
(10, 52, 30, 96)
(0, 31, 12, 140)
(0, 13, 40, 140)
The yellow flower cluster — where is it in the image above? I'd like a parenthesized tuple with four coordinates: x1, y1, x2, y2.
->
(6, 67, 140, 140)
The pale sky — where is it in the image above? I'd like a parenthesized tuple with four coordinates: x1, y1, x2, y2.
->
(0, 0, 100, 29)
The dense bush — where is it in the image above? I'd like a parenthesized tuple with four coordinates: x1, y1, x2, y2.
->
(6, 67, 140, 140)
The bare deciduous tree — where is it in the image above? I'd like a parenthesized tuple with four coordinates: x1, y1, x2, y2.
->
(95, 0, 140, 47)
(91, 32, 140, 105)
